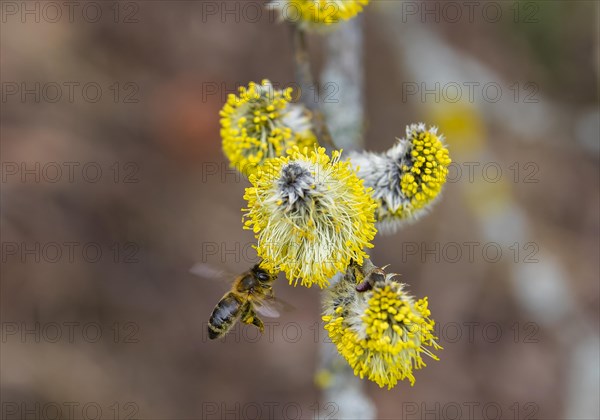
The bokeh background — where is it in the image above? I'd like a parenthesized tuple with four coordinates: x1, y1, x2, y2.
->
(1, 1, 599, 419)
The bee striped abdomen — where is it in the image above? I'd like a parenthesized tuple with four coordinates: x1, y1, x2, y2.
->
(208, 293, 242, 339)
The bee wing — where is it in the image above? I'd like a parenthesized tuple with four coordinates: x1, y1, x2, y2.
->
(254, 300, 282, 318)
(254, 297, 295, 318)
(189, 263, 232, 281)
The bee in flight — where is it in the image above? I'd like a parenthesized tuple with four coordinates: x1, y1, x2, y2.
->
(191, 263, 283, 340)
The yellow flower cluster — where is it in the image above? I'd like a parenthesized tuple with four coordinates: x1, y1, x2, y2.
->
(243, 147, 377, 288)
(347, 124, 451, 232)
(398, 125, 452, 218)
(220, 80, 316, 177)
(323, 268, 441, 389)
(273, 0, 369, 27)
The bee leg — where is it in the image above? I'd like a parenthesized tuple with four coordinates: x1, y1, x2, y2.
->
(250, 313, 264, 333)
(241, 305, 264, 333)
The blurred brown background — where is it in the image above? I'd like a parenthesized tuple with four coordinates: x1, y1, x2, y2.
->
(1, 1, 598, 419)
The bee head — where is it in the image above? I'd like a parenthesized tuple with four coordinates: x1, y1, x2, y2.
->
(252, 265, 273, 284)
(355, 266, 387, 293)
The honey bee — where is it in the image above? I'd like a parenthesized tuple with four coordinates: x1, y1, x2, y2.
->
(192, 263, 282, 340)
(354, 259, 392, 292)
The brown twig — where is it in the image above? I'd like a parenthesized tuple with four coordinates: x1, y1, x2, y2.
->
(290, 24, 337, 150)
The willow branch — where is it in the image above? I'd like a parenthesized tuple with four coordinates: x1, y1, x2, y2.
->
(310, 17, 375, 420)
(290, 24, 337, 150)
(321, 15, 365, 151)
